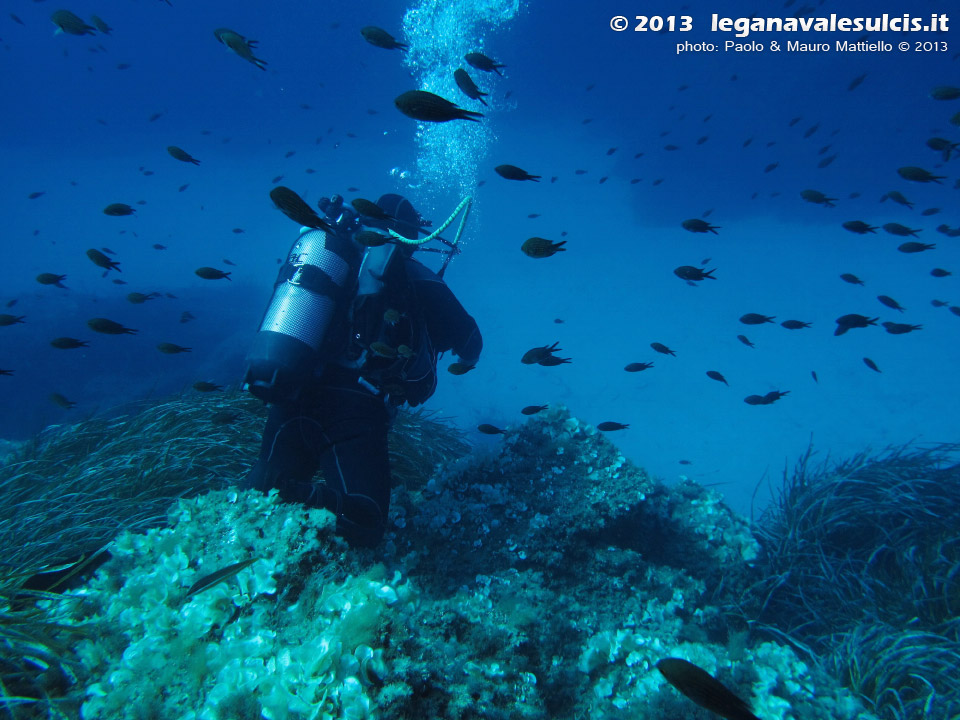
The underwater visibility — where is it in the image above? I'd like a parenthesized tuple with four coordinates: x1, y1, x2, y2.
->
(1, 0, 959, 718)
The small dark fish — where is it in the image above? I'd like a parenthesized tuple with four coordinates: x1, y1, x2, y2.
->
(465, 51, 505, 76)
(679, 459, 692, 465)
(232, 228, 245, 234)
(839, 273, 864, 285)
(126, 292, 158, 304)
(664, 144, 680, 151)
(193, 381, 223, 392)
(86, 249, 121, 274)
(269, 186, 333, 231)
(186, 558, 259, 598)
(811, 370, 818, 383)
(394, 90, 483, 123)
(597, 422, 629, 431)
(538, 356, 571, 366)
(180, 311, 196, 323)
(28, 191, 45, 199)
(863, 357, 881, 373)
(271, 175, 284, 184)
(739, 313, 775, 325)
(780, 320, 811, 330)
(157, 343, 191, 354)
(921, 208, 942, 217)
(736, 335, 755, 348)
(681, 219, 720, 234)
(521, 405, 547, 416)
(36, 273, 68, 288)
(0, 314, 27, 326)
(817, 154, 837, 169)
(447, 362, 475, 375)
(360, 26, 407, 51)
(706, 370, 728, 385)
(0, 370, 12, 377)
(883, 223, 921, 238)
(50, 393, 77, 410)
(10, 13, 24, 25)
(521, 342, 561, 365)
(477, 423, 505, 435)
(803, 123, 820, 139)
(284, 150, 295, 158)
(50, 337, 88, 349)
(842, 221, 877, 234)
(606, 147, 617, 156)
(574, 169, 588, 175)
(834, 314, 877, 336)
(179, 184, 190, 192)
(527, 213, 540, 219)
(211, 411, 240, 425)
(112, 279, 127, 285)
(848, 73, 867, 91)
(51, 10, 95, 35)
(674, 266, 716, 282)
(931, 86, 960, 101)
(356, 231, 389, 248)
(877, 295, 904, 312)
(103, 203, 135, 216)
(87, 318, 137, 335)
(148, 111, 165, 122)
(930, 268, 951, 277)
(931, 299, 949, 308)
(167, 146, 200, 165)
(351, 197, 390, 220)
(495, 164, 540, 181)
(223, 258, 236, 266)
(624, 362, 653, 372)
(744, 390, 790, 406)
(90, 15, 111, 34)
(152, 244, 166, 250)
(195, 267, 231, 281)
(213, 28, 267, 70)
(949, 306, 960, 317)
(454, 68, 488, 106)
(656, 657, 760, 720)
(521, 237, 565, 258)
(764, 162, 779, 173)
(897, 166, 945, 184)
(650, 342, 676, 356)
(898, 241, 935, 253)
(881, 322, 922, 335)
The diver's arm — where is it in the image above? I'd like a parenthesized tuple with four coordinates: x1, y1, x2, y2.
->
(405, 260, 482, 365)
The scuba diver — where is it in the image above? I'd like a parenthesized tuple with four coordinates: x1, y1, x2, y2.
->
(241, 192, 482, 547)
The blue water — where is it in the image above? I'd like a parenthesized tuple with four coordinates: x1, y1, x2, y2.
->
(1, 0, 957, 514)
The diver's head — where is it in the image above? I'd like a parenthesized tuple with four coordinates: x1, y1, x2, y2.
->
(376, 193, 425, 241)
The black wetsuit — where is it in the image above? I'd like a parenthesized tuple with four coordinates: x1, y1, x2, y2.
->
(243, 256, 481, 546)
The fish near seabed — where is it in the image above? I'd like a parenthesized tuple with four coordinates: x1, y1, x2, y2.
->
(51, 10, 96, 36)
(214, 28, 267, 70)
(657, 657, 761, 720)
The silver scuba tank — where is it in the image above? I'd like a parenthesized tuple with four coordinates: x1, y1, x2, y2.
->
(243, 226, 362, 403)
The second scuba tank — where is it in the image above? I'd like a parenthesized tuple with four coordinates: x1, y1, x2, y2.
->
(244, 227, 361, 403)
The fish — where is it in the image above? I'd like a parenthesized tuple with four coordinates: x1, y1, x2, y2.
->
(477, 423, 505, 435)
(152, 244, 166, 250)
(195, 267, 232, 281)
(520, 405, 548, 415)
(739, 313, 775, 325)
(495, 164, 540, 181)
(882, 191, 913, 209)
(842, 221, 877, 234)
(848, 73, 867, 91)
(36, 273, 68, 288)
(269, 186, 333, 231)
(780, 320, 811, 330)
(394, 91, 483, 123)
(51, 10, 95, 35)
(210, 411, 240, 425)
(930, 268, 952, 277)
(0, 314, 26, 326)
(126, 292, 159, 304)
(190, 381, 222, 393)
(86, 249, 121, 274)
(90, 15, 111, 34)
(681, 218, 720, 234)
(811, 371, 818, 383)
(834, 314, 877, 336)
(186, 558, 260, 598)
(87, 318, 137, 335)
(597, 422, 629, 431)
(157, 343, 191, 354)
(538, 356, 571, 366)
(863, 357, 881, 373)
(624, 362, 654, 372)
(465, 52, 506, 76)
(351, 197, 391, 221)
(356, 231, 389, 247)
(167, 146, 200, 165)
(897, 166, 945, 184)
(232, 228, 245, 234)
(454, 68, 488, 106)
(926, 137, 959, 161)
(931, 299, 950, 308)
(876, 295, 904, 312)
(930, 86, 960, 100)
(213, 28, 267, 70)
(50, 393, 77, 409)
(103, 203, 135, 216)
(744, 390, 790, 405)
(897, 242, 935, 253)
(921, 208, 941, 217)
(0, 370, 12, 377)
(369, 342, 397, 359)
(706, 370, 728, 385)
(521, 237, 566, 258)
(50, 337, 88, 349)
(180, 311, 196, 323)
(674, 266, 716, 282)
(800, 189, 836, 206)
(447, 362, 476, 375)
(655, 657, 760, 720)
(28, 191, 45, 199)
(736, 335, 755, 348)
(360, 26, 407, 51)
(881, 322, 922, 335)
(650, 342, 676, 356)
(521, 342, 561, 365)
(839, 273, 864, 285)
(10, 14, 24, 25)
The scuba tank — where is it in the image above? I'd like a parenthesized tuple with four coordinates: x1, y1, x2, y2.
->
(244, 220, 362, 404)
